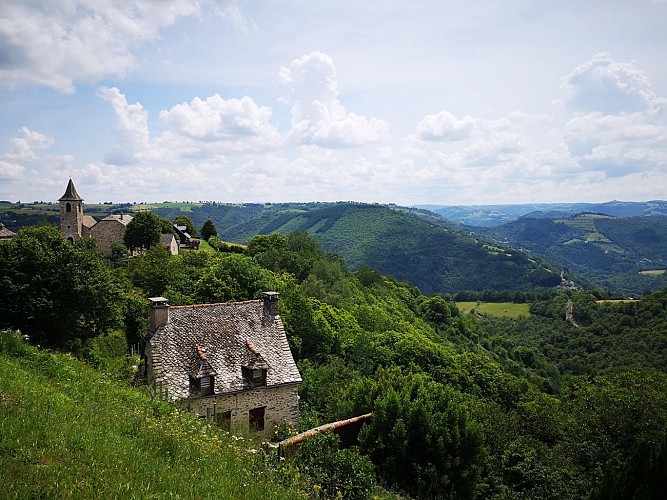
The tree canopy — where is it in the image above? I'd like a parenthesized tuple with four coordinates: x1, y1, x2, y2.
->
(0, 226, 125, 348)
(200, 219, 217, 241)
(123, 211, 172, 252)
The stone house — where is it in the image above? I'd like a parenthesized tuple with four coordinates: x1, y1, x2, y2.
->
(161, 233, 179, 256)
(173, 224, 200, 249)
(143, 292, 301, 435)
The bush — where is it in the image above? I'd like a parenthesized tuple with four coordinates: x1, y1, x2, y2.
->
(292, 430, 376, 499)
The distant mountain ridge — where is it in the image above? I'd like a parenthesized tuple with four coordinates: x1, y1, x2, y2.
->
(416, 200, 667, 227)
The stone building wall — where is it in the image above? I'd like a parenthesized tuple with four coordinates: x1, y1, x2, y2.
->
(187, 384, 300, 435)
(90, 220, 127, 254)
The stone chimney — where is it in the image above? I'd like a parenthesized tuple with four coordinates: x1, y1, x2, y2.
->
(263, 291, 280, 317)
(148, 297, 169, 332)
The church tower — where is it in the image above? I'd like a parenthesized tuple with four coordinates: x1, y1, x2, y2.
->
(59, 179, 84, 242)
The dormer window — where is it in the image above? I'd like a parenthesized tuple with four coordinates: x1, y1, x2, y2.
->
(189, 375, 214, 396)
(242, 367, 267, 388)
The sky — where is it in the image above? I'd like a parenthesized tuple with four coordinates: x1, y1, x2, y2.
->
(1, 1, 666, 206)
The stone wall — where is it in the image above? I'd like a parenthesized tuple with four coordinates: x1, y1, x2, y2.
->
(90, 220, 127, 254)
(187, 384, 300, 436)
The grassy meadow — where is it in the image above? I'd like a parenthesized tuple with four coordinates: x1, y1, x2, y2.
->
(0, 331, 304, 499)
(457, 302, 531, 318)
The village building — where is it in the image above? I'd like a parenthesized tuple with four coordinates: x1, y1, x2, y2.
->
(89, 213, 134, 254)
(0, 222, 16, 241)
(58, 179, 177, 255)
(143, 292, 301, 434)
(173, 224, 200, 250)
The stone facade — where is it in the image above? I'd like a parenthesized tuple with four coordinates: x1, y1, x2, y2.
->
(187, 384, 299, 435)
(57, 179, 178, 255)
(89, 214, 133, 254)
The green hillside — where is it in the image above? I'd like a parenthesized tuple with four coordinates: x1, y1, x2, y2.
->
(216, 203, 562, 295)
(485, 214, 667, 296)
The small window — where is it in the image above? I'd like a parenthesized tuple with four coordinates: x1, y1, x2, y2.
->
(189, 375, 214, 396)
(200, 376, 213, 396)
(249, 407, 265, 431)
(66, 202, 71, 213)
(242, 367, 267, 387)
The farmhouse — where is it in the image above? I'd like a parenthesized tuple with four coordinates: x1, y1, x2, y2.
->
(143, 292, 301, 434)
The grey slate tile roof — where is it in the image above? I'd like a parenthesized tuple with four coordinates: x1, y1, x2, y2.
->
(147, 299, 301, 399)
(82, 215, 97, 229)
(59, 179, 82, 201)
(98, 213, 133, 226)
(0, 222, 16, 239)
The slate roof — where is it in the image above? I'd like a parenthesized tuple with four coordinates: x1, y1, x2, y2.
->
(160, 233, 176, 246)
(82, 215, 97, 229)
(146, 298, 301, 400)
(0, 222, 16, 240)
(59, 179, 82, 201)
(98, 213, 133, 226)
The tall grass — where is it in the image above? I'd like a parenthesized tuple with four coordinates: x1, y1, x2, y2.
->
(0, 331, 305, 499)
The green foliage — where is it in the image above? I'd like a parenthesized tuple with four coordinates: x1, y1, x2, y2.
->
(291, 431, 377, 499)
(0, 226, 125, 348)
(0, 336, 306, 498)
(123, 211, 170, 251)
(200, 219, 217, 241)
(359, 368, 484, 499)
(193, 253, 277, 303)
(173, 215, 195, 235)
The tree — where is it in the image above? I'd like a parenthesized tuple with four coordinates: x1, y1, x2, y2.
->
(200, 219, 217, 241)
(360, 367, 484, 498)
(124, 211, 166, 251)
(0, 225, 126, 348)
(193, 253, 276, 303)
(173, 215, 195, 235)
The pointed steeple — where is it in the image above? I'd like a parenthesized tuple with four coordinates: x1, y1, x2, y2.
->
(59, 179, 82, 201)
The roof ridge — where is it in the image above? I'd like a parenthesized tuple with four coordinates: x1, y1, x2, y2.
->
(170, 299, 262, 310)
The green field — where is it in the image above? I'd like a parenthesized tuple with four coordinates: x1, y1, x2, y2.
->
(639, 269, 666, 276)
(457, 302, 530, 318)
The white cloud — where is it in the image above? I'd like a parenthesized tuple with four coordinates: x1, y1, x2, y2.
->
(0, 0, 200, 93)
(160, 94, 279, 146)
(416, 111, 475, 141)
(215, 1, 258, 33)
(561, 52, 656, 114)
(5, 127, 54, 161)
(279, 52, 388, 148)
(0, 160, 25, 182)
(97, 87, 151, 164)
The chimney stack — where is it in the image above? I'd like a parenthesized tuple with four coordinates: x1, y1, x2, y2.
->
(263, 291, 280, 317)
(148, 297, 169, 332)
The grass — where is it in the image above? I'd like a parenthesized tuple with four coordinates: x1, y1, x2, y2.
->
(457, 302, 530, 318)
(0, 331, 305, 499)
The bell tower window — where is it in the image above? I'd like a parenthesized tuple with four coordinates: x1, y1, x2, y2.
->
(66, 202, 72, 213)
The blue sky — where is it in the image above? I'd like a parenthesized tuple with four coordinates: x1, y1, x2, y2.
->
(1, 0, 666, 205)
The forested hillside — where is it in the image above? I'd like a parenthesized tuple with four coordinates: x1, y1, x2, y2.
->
(188, 202, 563, 295)
(483, 214, 667, 296)
(2, 225, 666, 498)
